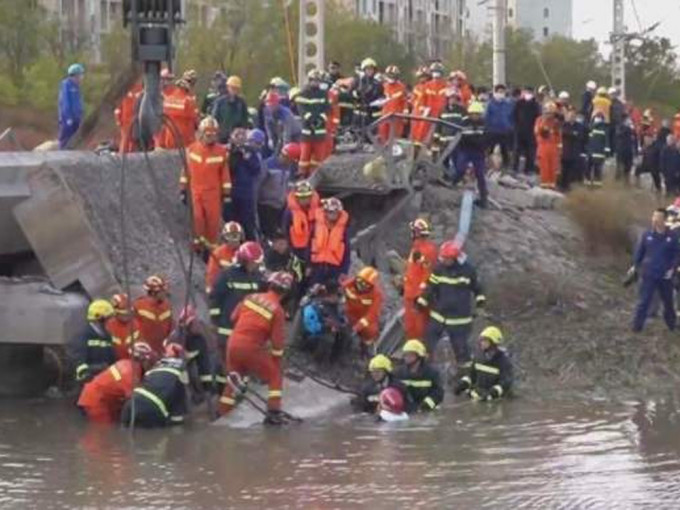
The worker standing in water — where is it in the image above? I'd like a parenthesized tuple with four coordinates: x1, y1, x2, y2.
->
(393, 340, 444, 413)
(73, 299, 116, 383)
(133, 275, 173, 355)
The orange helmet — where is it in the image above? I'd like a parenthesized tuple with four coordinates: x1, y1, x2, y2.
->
(385, 65, 400, 78)
(409, 218, 431, 237)
(357, 266, 379, 286)
(110, 293, 130, 313)
(143, 275, 168, 294)
(438, 241, 460, 261)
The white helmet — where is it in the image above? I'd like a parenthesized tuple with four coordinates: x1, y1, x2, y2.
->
(586, 80, 597, 91)
(558, 91, 570, 100)
(608, 87, 619, 96)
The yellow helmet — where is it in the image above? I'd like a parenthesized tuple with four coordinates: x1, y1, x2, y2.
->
(368, 354, 393, 373)
(468, 101, 484, 114)
(402, 339, 427, 357)
(361, 57, 377, 70)
(357, 266, 379, 286)
(87, 299, 115, 322)
(289, 86, 301, 100)
(480, 326, 503, 345)
(227, 75, 242, 89)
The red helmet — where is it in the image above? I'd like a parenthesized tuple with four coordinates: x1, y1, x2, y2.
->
(164, 343, 185, 359)
(178, 305, 197, 326)
(379, 387, 405, 414)
(237, 241, 264, 265)
(110, 293, 130, 313)
(143, 275, 168, 294)
(132, 341, 155, 362)
(265, 91, 280, 107)
(267, 271, 294, 292)
(439, 241, 460, 261)
(282, 143, 301, 162)
(322, 197, 343, 213)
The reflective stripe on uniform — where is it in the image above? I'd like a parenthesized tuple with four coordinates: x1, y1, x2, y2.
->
(476, 295, 486, 304)
(220, 396, 236, 405)
(429, 310, 473, 326)
(186, 350, 200, 360)
(492, 384, 504, 397)
(358, 317, 369, 329)
(423, 396, 437, 409)
(217, 327, 233, 336)
(87, 339, 111, 347)
(271, 349, 284, 357)
(416, 296, 428, 307)
(76, 363, 89, 379)
(435, 276, 471, 286)
(189, 153, 202, 163)
(268, 390, 282, 398)
(134, 387, 169, 418)
(205, 156, 225, 164)
(136, 309, 157, 320)
(402, 379, 433, 388)
(209, 308, 221, 316)
(227, 282, 259, 290)
(367, 395, 379, 402)
(109, 365, 122, 381)
(199, 375, 213, 382)
(158, 310, 172, 321)
(244, 299, 273, 320)
(474, 363, 500, 375)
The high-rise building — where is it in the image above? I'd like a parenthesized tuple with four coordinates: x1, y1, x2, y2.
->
(341, 0, 465, 60)
(462, 0, 573, 41)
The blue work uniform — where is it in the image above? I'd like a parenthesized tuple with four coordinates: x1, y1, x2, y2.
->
(58, 76, 83, 149)
(632, 228, 679, 332)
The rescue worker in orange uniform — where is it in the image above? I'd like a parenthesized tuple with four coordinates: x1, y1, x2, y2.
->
(325, 79, 340, 158)
(343, 266, 384, 356)
(218, 271, 293, 425)
(180, 116, 231, 258)
(77, 342, 157, 424)
(673, 113, 680, 141)
(296, 69, 330, 177)
(158, 78, 198, 149)
(535, 102, 563, 189)
(424, 62, 449, 157)
(152, 68, 177, 149)
(410, 66, 432, 146)
(378, 65, 408, 144)
(106, 293, 140, 360)
(133, 275, 173, 355)
(309, 197, 351, 286)
(403, 219, 439, 340)
(114, 80, 143, 153)
(450, 70, 473, 107)
(282, 180, 321, 263)
(205, 221, 244, 294)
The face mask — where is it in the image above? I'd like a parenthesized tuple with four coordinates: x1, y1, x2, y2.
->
(494, 92, 506, 100)
(524, 93, 534, 101)
(432, 72, 442, 79)
(575, 116, 585, 124)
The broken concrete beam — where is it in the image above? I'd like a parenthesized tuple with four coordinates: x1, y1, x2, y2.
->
(527, 187, 564, 210)
(13, 163, 120, 298)
(0, 278, 88, 345)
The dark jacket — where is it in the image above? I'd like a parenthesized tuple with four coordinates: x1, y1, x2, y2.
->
(464, 347, 513, 400)
(393, 362, 445, 412)
(513, 99, 541, 140)
(458, 117, 487, 154)
(354, 75, 384, 111)
(634, 229, 679, 280)
(72, 322, 116, 382)
(616, 124, 638, 160)
(435, 103, 467, 143)
(610, 98, 626, 128)
(660, 145, 680, 185)
(296, 85, 330, 140)
(561, 121, 589, 161)
(265, 247, 304, 283)
(128, 358, 188, 426)
(212, 94, 249, 143)
(587, 122, 610, 159)
(229, 146, 262, 200)
(581, 90, 594, 120)
(417, 258, 486, 325)
(209, 265, 263, 336)
(484, 98, 514, 134)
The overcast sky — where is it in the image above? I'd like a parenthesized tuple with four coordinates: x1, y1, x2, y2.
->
(573, 0, 680, 50)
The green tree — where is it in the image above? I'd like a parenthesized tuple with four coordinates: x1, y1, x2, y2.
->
(0, 0, 45, 86)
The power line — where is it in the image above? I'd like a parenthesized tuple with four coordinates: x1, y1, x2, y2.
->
(628, 0, 643, 33)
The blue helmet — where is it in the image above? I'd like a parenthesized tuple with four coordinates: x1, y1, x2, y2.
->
(247, 128, 266, 145)
(302, 303, 323, 336)
(67, 63, 85, 76)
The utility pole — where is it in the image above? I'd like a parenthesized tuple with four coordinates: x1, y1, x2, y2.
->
(298, 0, 325, 87)
(491, 0, 506, 85)
(611, 0, 626, 99)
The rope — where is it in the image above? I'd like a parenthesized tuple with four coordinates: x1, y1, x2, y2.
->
(285, 354, 359, 395)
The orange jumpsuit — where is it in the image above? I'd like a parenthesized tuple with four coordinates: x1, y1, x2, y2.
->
(133, 296, 173, 354)
(673, 114, 680, 140)
(535, 116, 563, 189)
(205, 243, 238, 293)
(114, 82, 143, 153)
(403, 238, 439, 340)
(181, 141, 231, 251)
(378, 80, 408, 144)
(343, 279, 383, 344)
(324, 87, 340, 159)
(159, 87, 198, 149)
(410, 81, 430, 145)
(105, 316, 141, 360)
(218, 291, 285, 415)
(77, 360, 142, 423)
(459, 81, 473, 107)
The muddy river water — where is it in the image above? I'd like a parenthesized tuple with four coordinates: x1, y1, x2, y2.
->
(1, 397, 680, 509)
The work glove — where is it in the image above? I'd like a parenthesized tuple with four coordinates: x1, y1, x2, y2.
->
(469, 389, 489, 401)
(453, 379, 470, 396)
(180, 190, 187, 206)
(623, 266, 638, 287)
